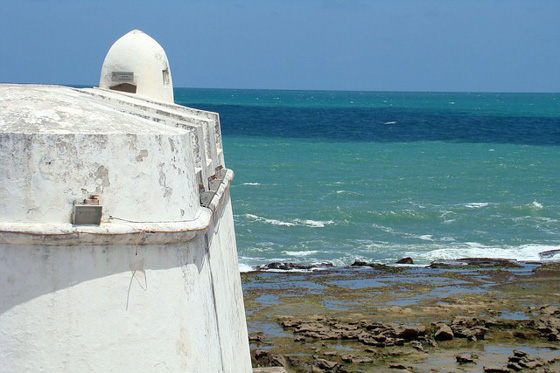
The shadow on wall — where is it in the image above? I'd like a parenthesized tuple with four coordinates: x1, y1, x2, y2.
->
(0, 195, 230, 315)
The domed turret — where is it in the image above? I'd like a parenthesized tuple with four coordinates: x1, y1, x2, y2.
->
(99, 30, 174, 103)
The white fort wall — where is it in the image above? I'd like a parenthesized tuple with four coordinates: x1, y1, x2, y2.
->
(0, 84, 252, 372)
(0, 186, 251, 372)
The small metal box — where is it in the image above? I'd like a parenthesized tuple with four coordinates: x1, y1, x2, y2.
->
(72, 205, 103, 225)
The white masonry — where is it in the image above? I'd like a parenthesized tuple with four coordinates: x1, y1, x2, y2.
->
(0, 30, 252, 372)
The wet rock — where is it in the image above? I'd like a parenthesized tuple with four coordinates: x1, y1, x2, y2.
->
(396, 257, 413, 264)
(411, 341, 424, 352)
(349, 261, 404, 272)
(533, 261, 560, 276)
(430, 258, 522, 269)
(389, 364, 412, 372)
(341, 355, 373, 364)
(507, 362, 523, 371)
(512, 330, 530, 339)
(456, 352, 477, 364)
(535, 317, 560, 341)
(256, 262, 334, 271)
(458, 327, 487, 341)
(434, 324, 454, 341)
(249, 332, 264, 342)
(539, 249, 560, 259)
(279, 317, 299, 328)
(314, 358, 339, 370)
(357, 335, 385, 347)
(253, 350, 287, 368)
(395, 324, 426, 340)
(539, 305, 560, 316)
(452, 316, 479, 328)
(513, 350, 528, 358)
(449, 316, 488, 341)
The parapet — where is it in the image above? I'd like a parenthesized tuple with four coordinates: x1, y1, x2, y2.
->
(0, 83, 225, 238)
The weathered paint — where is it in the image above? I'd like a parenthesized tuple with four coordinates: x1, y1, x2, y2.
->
(0, 52, 251, 371)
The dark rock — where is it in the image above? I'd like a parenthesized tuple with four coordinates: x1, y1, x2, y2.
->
(533, 260, 560, 276)
(539, 249, 560, 259)
(518, 357, 545, 369)
(396, 257, 414, 264)
(253, 350, 287, 367)
(434, 325, 454, 341)
(249, 332, 264, 342)
(341, 355, 373, 364)
(452, 316, 480, 328)
(456, 353, 477, 364)
(349, 261, 404, 272)
(314, 358, 339, 370)
(269, 354, 287, 367)
(512, 331, 529, 339)
(507, 362, 523, 371)
(430, 258, 522, 269)
(395, 324, 426, 340)
(539, 305, 560, 316)
(512, 350, 528, 358)
(456, 327, 487, 341)
(279, 317, 299, 328)
(389, 364, 412, 372)
(256, 262, 334, 271)
(351, 261, 369, 267)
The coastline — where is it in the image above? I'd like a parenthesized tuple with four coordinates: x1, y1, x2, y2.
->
(242, 260, 560, 372)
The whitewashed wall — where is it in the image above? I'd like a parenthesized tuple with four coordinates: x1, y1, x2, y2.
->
(0, 189, 251, 372)
(0, 84, 252, 372)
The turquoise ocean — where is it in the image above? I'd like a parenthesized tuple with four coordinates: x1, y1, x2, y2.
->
(175, 89, 560, 270)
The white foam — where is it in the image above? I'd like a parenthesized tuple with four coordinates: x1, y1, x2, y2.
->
(532, 200, 544, 209)
(416, 243, 560, 263)
(244, 214, 334, 228)
(283, 250, 319, 257)
(240, 182, 262, 186)
(238, 263, 255, 272)
(419, 235, 434, 241)
(244, 213, 295, 226)
(294, 219, 335, 228)
(465, 202, 489, 209)
(335, 190, 363, 196)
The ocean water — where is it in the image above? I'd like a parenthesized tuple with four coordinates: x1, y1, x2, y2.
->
(175, 89, 560, 269)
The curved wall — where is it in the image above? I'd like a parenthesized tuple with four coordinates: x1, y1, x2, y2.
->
(0, 132, 199, 224)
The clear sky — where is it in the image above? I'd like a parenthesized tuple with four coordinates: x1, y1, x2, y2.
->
(1, 0, 559, 92)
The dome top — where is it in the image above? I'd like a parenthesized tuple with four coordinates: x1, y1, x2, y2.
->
(99, 30, 174, 103)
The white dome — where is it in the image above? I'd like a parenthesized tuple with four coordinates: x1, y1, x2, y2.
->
(99, 30, 174, 103)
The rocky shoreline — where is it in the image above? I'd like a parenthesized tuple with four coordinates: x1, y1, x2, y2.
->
(242, 260, 560, 372)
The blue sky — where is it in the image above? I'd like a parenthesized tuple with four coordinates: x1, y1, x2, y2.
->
(1, 0, 559, 92)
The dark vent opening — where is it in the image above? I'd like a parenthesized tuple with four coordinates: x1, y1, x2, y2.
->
(110, 83, 137, 94)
